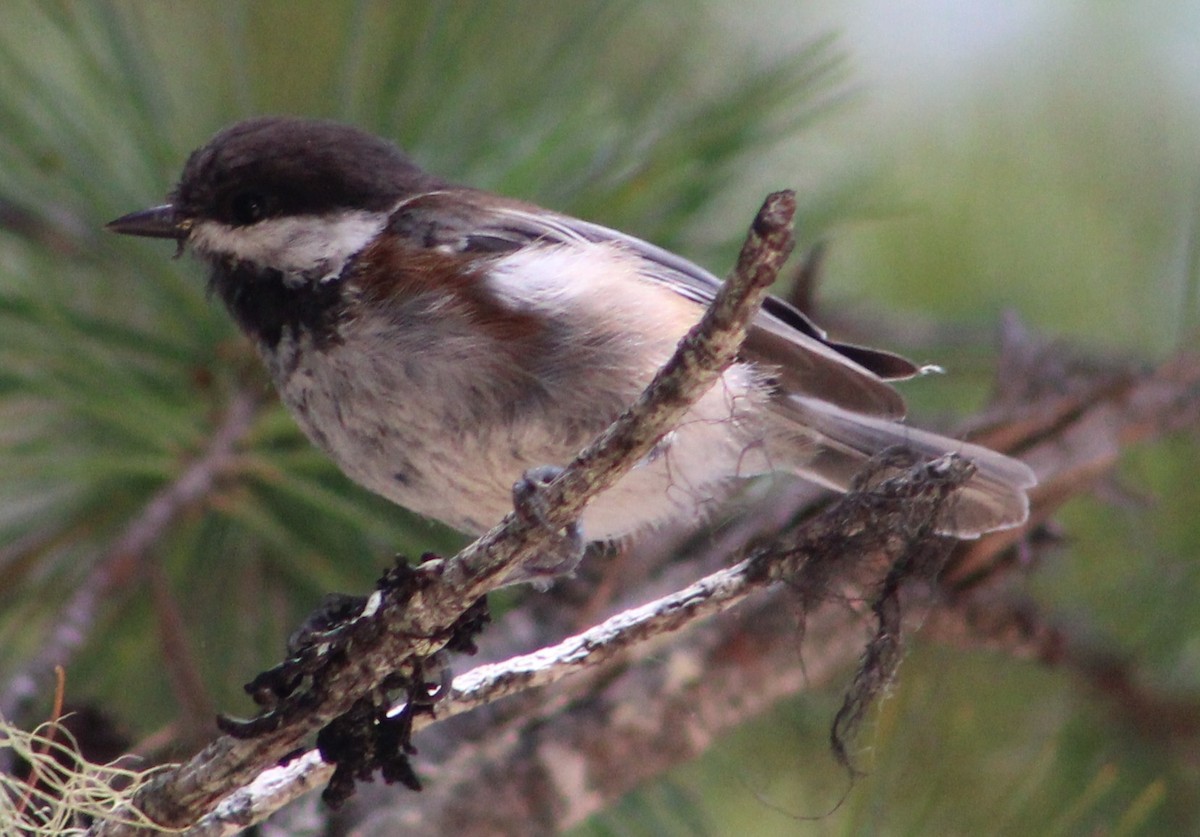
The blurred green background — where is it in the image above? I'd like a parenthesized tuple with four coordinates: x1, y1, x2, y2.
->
(0, 1, 1196, 833)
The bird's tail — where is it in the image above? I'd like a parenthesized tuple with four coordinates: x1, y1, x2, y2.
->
(769, 397, 1036, 538)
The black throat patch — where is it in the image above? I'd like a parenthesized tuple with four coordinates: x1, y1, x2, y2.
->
(209, 259, 346, 351)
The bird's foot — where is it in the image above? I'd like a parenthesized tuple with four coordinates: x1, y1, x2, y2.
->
(509, 465, 585, 589)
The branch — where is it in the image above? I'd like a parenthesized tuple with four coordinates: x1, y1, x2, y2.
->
(183, 453, 972, 835)
(86, 191, 797, 835)
(946, 329, 1200, 587)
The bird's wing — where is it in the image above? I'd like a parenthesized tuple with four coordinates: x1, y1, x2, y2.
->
(388, 189, 922, 418)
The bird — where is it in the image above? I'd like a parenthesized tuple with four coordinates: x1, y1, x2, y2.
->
(107, 116, 1034, 557)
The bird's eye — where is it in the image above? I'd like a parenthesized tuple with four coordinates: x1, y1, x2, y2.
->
(230, 191, 268, 226)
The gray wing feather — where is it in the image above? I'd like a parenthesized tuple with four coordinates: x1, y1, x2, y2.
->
(773, 396, 1037, 537)
(390, 189, 916, 418)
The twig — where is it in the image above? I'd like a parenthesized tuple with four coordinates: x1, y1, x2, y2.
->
(182, 558, 762, 836)
(148, 564, 217, 748)
(13, 666, 68, 821)
(947, 346, 1200, 587)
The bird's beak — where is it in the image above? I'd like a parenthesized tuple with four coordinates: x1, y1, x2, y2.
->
(105, 203, 192, 241)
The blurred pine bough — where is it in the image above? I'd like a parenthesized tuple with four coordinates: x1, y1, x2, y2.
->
(3, 3, 1197, 835)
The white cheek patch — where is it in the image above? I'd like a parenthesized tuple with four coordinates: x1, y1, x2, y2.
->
(190, 211, 387, 280)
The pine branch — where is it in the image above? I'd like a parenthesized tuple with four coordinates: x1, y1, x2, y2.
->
(182, 450, 971, 835)
(0, 389, 259, 725)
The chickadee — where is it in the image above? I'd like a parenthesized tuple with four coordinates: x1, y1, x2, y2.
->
(108, 117, 1034, 545)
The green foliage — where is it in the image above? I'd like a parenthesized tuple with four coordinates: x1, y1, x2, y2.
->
(1, 1, 1197, 834)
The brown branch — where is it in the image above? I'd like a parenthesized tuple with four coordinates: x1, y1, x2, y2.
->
(85, 191, 797, 835)
(349, 490, 951, 837)
(196, 589, 844, 837)
(182, 452, 970, 835)
(367, 593, 863, 837)
(148, 563, 218, 749)
(946, 341, 1200, 588)
(13, 666, 68, 821)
